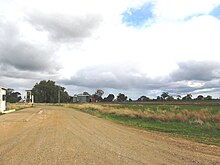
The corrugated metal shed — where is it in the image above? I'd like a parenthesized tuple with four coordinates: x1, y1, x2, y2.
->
(77, 94, 90, 103)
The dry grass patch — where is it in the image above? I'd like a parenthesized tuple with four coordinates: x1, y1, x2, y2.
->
(66, 103, 219, 125)
(6, 103, 33, 110)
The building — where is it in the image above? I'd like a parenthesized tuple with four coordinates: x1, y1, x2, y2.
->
(90, 97, 96, 103)
(72, 95, 78, 103)
(77, 94, 90, 103)
(0, 87, 6, 113)
(69, 95, 78, 103)
(25, 90, 34, 103)
(69, 93, 96, 103)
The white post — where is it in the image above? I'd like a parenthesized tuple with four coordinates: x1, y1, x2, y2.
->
(32, 95, 34, 103)
(0, 88, 6, 113)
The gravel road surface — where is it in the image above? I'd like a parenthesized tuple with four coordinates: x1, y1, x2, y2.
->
(0, 106, 219, 164)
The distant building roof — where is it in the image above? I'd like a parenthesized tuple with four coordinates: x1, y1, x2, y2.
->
(77, 94, 90, 97)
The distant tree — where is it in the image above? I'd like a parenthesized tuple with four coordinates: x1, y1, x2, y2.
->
(205, 95, 212, 100)
(95, 89, 104, 97)
(116, 93, 127, 102)
(182, 96, 187, 101)
(157, 96, 162, 101)
(176, 95, 181, 100)
(6, 88, 22, 103)
(161, 92, 169, 100)
(137, 96, 150, 102)
(196, 95, 204, 100)
(128, 98, 133, 102)
(83, 92, 90, 96)
(166, 95, 174, 101)
(60, 87, 70, 103)
(182, 94, 192, 101)
(93, 89, 104, 102)
(103, 94, 115, 102)
(32, 80, 70, 103)
(187, 94, 192, 100)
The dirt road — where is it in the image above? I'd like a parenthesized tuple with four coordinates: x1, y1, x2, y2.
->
(0, 106, 219, 164)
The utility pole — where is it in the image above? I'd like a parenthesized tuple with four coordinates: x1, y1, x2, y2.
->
(58, 87, 61, 104)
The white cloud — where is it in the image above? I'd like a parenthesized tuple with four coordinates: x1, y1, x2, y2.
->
(153, 0, 220, 20)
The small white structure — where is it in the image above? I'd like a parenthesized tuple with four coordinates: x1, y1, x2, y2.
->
(0, 87, 6, 113)
(25, 90, 34, 103)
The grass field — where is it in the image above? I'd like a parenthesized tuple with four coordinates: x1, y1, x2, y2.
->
(66, 102, 220, 146)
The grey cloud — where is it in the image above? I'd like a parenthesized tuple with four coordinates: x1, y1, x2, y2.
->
(203, 79, 220, 88)
(0, 42, 57, 72)
(0, 64, 59, 80)
(165, 61, 220, 95)
(27, 12, 102, 42)
(61, 65, 168, 90)
(0, 76, 36, 92)
(170, 61, 220, 81)
(164, 85, 195, 95)
(0, 18, 60, 74)
(61, 61, 220, 97)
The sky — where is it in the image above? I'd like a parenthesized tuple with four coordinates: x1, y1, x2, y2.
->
(0, 0, 220, 99)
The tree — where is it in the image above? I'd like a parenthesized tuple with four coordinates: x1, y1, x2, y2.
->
(182, 94, 192, 101)
(196, 95, 204, 100)
(137, 96, 150, 102)
(93, 89, 104, 102)
(116, 93, 127, 102)
(205, 95, 212, 100)
(83, 92, 90, 96)
(103, 94, 114, 102)
(156, 96, 162, 101)
(176, 95, 181, 100)
(161, 92, 169, 100)
(32, 80, 70, 103)
(6, 88, 21, 103)
(95, 89, 104, 97)
(187, 94, 192, 99)
(166, 95, 174, 101)
(59, 87, 70, 103)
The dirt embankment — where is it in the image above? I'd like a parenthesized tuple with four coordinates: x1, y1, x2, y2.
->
(0, 106, 219, 164)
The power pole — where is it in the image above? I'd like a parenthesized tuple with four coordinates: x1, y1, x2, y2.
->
(58, 87, 60, 104)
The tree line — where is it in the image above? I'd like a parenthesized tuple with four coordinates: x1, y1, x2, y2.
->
(4, 80, 217, 103)
(5, 88, 22, 103)
(32, 80, 69, 103)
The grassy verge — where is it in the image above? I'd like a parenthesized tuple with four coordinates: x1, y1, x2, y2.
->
(6, 103, 34, 111)
(65, 103, 220, 146)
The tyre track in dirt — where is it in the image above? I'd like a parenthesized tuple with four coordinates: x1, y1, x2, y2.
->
(0, 106, 219, 164)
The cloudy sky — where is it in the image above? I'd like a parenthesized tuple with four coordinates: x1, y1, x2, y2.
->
(0, 0, 220, 99)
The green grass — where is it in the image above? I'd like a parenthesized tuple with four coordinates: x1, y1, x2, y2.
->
(106, 103, 220, 113)
(15, 107, 27, 111)
(102, 114, 220, 146)
(71, 102, 220, 146)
